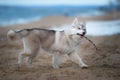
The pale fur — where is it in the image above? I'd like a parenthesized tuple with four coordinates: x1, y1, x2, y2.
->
(7, 30, 16, 40)
(7, 18, 88, 69)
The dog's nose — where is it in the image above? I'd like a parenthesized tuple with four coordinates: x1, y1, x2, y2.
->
(83, 32, 86, 35)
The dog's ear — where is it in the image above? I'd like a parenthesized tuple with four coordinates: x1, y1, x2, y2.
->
(72, 17, 78, 27)
(79, 22, 86, 28)
(82, 22, 86, 26)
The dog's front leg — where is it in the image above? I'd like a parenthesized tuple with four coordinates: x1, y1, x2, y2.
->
(77, 55, 88, 68)
(75, 49, 88, 68)
(52, 51, 60, 69)
(67, 51, 88, 68)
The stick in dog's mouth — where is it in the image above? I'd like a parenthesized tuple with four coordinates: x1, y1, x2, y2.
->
(77, 33, 85, 38)
(83, 36, 98, 50)
(70, 33, 97, 50)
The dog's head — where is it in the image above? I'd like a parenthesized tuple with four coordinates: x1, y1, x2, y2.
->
(71, 18, 86, 37)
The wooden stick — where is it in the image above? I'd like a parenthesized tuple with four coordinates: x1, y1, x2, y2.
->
(83, 36, 98, 50)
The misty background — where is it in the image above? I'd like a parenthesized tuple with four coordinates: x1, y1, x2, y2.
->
(0, 0, 120, 36)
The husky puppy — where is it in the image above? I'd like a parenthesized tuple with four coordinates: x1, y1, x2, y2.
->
(7, 18, 88, 68)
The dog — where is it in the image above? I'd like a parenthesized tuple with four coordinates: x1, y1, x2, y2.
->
(7, 18, 88, 69)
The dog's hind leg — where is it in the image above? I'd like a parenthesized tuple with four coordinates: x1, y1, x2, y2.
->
(23, 36, 40, 68)
(67, 51, 88, 68)
(18, 51, 32, 68)
(25, 48, 40, 68)
(26, 57, 32, 68)
(18, 52, 25, 67)
(52, 51, 60, 69)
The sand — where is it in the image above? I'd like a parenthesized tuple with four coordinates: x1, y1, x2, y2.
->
(0, 12, 120, 80)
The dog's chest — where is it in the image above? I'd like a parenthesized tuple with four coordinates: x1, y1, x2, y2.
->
(51, 32, 80, 54)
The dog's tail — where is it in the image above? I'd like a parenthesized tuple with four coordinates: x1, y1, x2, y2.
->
(7, 30, 16, 41)
(7, 29, 29, 41)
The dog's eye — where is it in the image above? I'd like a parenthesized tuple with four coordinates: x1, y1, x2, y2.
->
(84, 29, 86, 31)
(81, 25, 84, 28)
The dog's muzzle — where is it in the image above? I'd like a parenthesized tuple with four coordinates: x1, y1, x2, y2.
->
(77, 31, 86, 38)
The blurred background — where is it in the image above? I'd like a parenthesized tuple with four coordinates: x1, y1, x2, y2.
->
(0, 1, 120, 80)
(0, 0, 120, 36)
(0, 1, 119, 24)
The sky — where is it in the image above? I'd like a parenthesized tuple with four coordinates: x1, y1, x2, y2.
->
(0, 0, 113, 6)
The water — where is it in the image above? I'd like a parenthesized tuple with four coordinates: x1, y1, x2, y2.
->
(0, 5, 104, 26)
(0, 5, 120, 36)
(86, 20, 120, 36)
(50, 20, 120, 36)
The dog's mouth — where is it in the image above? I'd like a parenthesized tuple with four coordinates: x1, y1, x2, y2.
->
(77, 33, 85, 38)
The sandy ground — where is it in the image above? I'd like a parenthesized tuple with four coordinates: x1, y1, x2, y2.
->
(0, 12, 120, 80)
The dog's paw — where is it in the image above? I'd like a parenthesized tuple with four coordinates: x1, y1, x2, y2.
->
(18, 63, 22, 68)
(81, 64, 88, 69)
(53, 65, 59, 69)
(27, 64, 33, 68)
